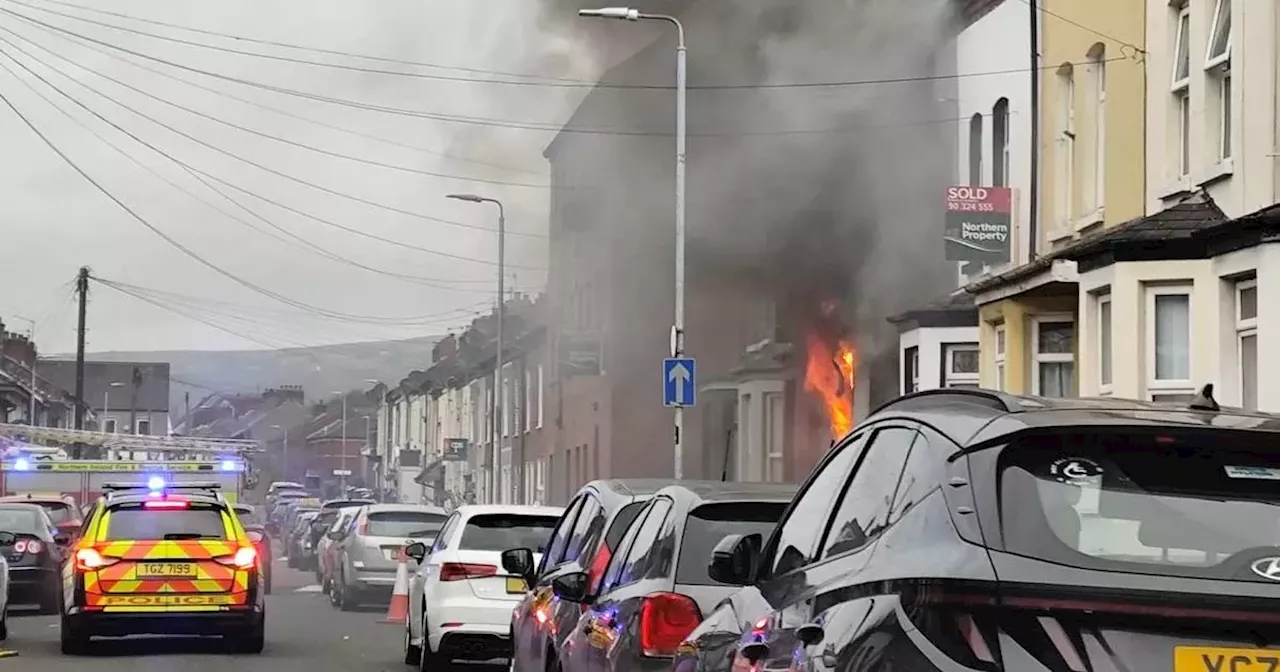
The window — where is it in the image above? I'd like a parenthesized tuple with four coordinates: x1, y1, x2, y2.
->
(821, 427, 917, 559)
(1098, 294, 1113, 390)
(1172, 6, 1191, 176)
(1206, 0, 1231, 68)
(136, 419, 151, 436)
(535, 366, 544, 429)
(1089, 44, 1106, 211)
(677, 502, 788, 586)
(968, 114, 983, 186)
(612, 498, 671, 590)
(1056, 65, 1076, 226)
(1236, 280, 1257, 411)
(366, 511, 446, 538)
(903, 346, 919, 394)
(1204, 0, 1232, 161)
(540, 496, 584, 571)
(501, 363, 513, 437)
(766, 433, 867, 578)
(460, 513, 559, 552)
(944, 343, 979, 388)
(104, 503, 227, 540)
(764, 392, 785, 482)
(992, 98, 1009, 187)
(1146, 287, 1192, 398)
(993, 324, 1007, 391)
(103, 418, 117, 434)
(1032, 317, 1075, 397)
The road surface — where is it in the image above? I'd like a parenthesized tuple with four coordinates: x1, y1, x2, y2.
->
(2, 558, 409, 671)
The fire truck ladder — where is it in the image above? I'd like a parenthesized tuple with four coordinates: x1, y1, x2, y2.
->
(0, 422, 262, 456)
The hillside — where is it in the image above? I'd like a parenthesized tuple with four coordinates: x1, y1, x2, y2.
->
(66, 336, 441, 416)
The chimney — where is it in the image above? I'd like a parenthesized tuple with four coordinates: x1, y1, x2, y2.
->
(432, 334, 458, 363)
(2, 332, 36, 367)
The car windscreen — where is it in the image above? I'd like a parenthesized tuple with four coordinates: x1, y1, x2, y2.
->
(0, 507, 43, 534)
(460, 514, 560, 552)
(103, 503, 228, 540)
(367, 511, 447, 538)
(676, 501, 789, 586)
(999, 431, 1280, 581)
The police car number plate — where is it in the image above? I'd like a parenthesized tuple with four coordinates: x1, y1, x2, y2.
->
(138, 562, 196, 578)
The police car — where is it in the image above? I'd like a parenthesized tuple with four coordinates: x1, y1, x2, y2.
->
(60, 478, 265, 655)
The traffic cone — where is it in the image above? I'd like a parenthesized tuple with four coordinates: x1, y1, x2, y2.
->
(381, 545, 411, 624)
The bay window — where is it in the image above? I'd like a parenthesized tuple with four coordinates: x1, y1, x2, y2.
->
(1146, 286, 1193, 401)
(1032, 317, 1075, 397)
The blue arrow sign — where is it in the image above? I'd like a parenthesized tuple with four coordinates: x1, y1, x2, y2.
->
(663, 357, 696, 408)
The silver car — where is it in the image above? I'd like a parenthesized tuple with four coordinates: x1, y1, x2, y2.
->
(330, 503, 448, 611)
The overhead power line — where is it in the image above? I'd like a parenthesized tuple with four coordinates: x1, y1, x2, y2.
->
(0, 6, 1140, 138)
(13, 0, 1145, 90)
(0, 64, 510, 326)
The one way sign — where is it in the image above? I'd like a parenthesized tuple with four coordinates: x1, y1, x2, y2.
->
(663, 357, 696, 408)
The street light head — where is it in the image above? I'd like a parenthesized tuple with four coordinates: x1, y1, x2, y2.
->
(579, 7, 639, 20)
(446, 193, 484, 203)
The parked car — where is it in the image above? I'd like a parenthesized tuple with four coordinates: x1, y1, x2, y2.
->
(319, 507, 363, 591)
(329, 503, 448, 610)
(0, 502, 68, 614)
(0, 494, 83, 544)
(286, 511, 320, 567)
(234, 504, 273, 594)
(0, 530, 13, 640)
(498, 480, 667, 672)
(677, 387, 1280, 672)
(403, 504, 563, 668)
(551, 482, 796, 672)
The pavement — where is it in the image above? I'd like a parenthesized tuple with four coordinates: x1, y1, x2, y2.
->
(1, 556, 410, 671)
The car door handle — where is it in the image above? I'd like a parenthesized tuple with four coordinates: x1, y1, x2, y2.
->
(796, 623, 824, 646)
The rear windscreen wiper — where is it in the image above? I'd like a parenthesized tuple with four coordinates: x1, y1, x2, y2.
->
(162, 532, 210, 540)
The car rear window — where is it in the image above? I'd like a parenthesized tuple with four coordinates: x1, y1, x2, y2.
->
(675, 502, 788, 586)
(37, 502, 75, 524)
(460, 514, 559, 552)
(323, 499, 375, 510)
(0, 508, 42, 534)
(104, 503, 228, 540)
(1000, 431, 1280, 580)
(367, 511, 447, 537)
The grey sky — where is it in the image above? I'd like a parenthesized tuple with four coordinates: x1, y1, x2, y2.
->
(0, 0, 611, 353)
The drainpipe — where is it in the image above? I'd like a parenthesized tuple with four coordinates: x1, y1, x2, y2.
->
(1028, 0, 1041, 260)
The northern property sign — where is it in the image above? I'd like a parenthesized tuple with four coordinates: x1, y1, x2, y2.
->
(945, 186, 1012, 263)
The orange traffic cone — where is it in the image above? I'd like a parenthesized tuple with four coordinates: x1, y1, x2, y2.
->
(382, 545, 411, 624)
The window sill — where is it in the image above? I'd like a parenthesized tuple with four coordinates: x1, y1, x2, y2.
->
(1156, 178, 1193, 202)
(1074, 207, 1106, 233)
(1195, 159, 1234, 187)
(1048, 224, 1075, 243)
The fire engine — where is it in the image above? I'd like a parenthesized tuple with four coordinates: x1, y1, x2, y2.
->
(0, 422, 261, 504)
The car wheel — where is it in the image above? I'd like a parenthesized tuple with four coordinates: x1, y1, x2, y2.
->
(0, 606, 8, 642)
(419, 608, 451, 672)
(59, 615, 89, 655)
(402, 616, 421, 666)
(232, 618, 266, 654)
(338, 580, 358, 612)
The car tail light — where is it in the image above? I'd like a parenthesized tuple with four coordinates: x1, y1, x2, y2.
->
(587, 544, 611, 592)
(15, 539, 43, 554)
(357, 518, 369, 536)
(75, 547, 118, 571)
(216, 546, 258, 569)
(439, 562, 497, 582)
(638, 592, 701, 657)
(144, 499, 189, 509)
(246, 530, 266, 542)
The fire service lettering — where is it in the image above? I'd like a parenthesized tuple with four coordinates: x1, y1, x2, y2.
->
(944, 186, 1013, 263)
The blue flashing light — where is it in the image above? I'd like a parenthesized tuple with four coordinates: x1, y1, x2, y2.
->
(220, 460, 237, 472)
(147, 476, 166, 491)
(13, 457, 29, 471)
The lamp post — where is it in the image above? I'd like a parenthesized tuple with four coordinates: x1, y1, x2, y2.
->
(579, 7, 688, 478)
(14, 315, 35, 425)
(446, 193, 506, 503)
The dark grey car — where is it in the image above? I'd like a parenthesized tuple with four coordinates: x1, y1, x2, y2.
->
(551, 482, 797, 672)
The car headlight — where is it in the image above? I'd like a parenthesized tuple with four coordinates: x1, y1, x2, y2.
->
(352, 560, 365, 569)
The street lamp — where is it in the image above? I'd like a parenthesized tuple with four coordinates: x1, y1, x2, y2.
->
(579, 7, 688, 478)
(270, 424, 289, 482)
(446, 193, 506, 502)
(14, 315, 35, 425)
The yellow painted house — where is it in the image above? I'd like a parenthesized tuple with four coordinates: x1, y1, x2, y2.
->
(967, 0, 1146, 396)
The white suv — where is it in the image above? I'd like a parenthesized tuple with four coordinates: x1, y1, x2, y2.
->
(402, 504, 562, 669)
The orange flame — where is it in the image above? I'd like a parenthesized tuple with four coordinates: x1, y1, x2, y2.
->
(803, 332, 857, 439)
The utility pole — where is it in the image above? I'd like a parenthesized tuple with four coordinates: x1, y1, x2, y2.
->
(73, 267, 89, 459)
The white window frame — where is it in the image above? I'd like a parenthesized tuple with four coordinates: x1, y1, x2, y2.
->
(1056, 67, 1076, 226)
(1092, 50, 1106, 211)
(993, 324, 1007, 391)
(1172, 5, 1191, 177)
(136, 418, 151, 436)
(1236, 279, 1257, 410)
(1172, 6, 1191, 90)
(1098, 294, 1113, 394)
(535, 365, 544, 429)
(1145, 285, 1194, 398)
(1031, 315, 1076, 397)
(501, 363, 514, 438)
(907, 347, 920, 393)
(103, 418, 117, 434)
(763, 391, 785, 483)
(1205, 0, 1231, 69)
(524, 369, 533, 433)
(943, 343, 980, 388)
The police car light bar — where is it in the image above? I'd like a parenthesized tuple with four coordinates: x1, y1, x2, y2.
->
(102, 481, 223, 492)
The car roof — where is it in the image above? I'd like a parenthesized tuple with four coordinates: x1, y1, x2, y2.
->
(583, 479, 674, 498)
(0, 496, 69, 504)
(362, 503, 448, 515)
(105, 493, 226, 507)
(652, 481, 799, 503)
(865, 387, 1280, 449)
(451, 504, 565, 518)
(0, 502, 47, 512)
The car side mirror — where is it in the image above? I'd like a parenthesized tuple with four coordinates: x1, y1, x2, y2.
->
(0, 531, 15, 546)
(708, 533, 761, 586)
(551, 571, 591, 604)
(501, 547, 536, 584)
(405, 542, 428, 562)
